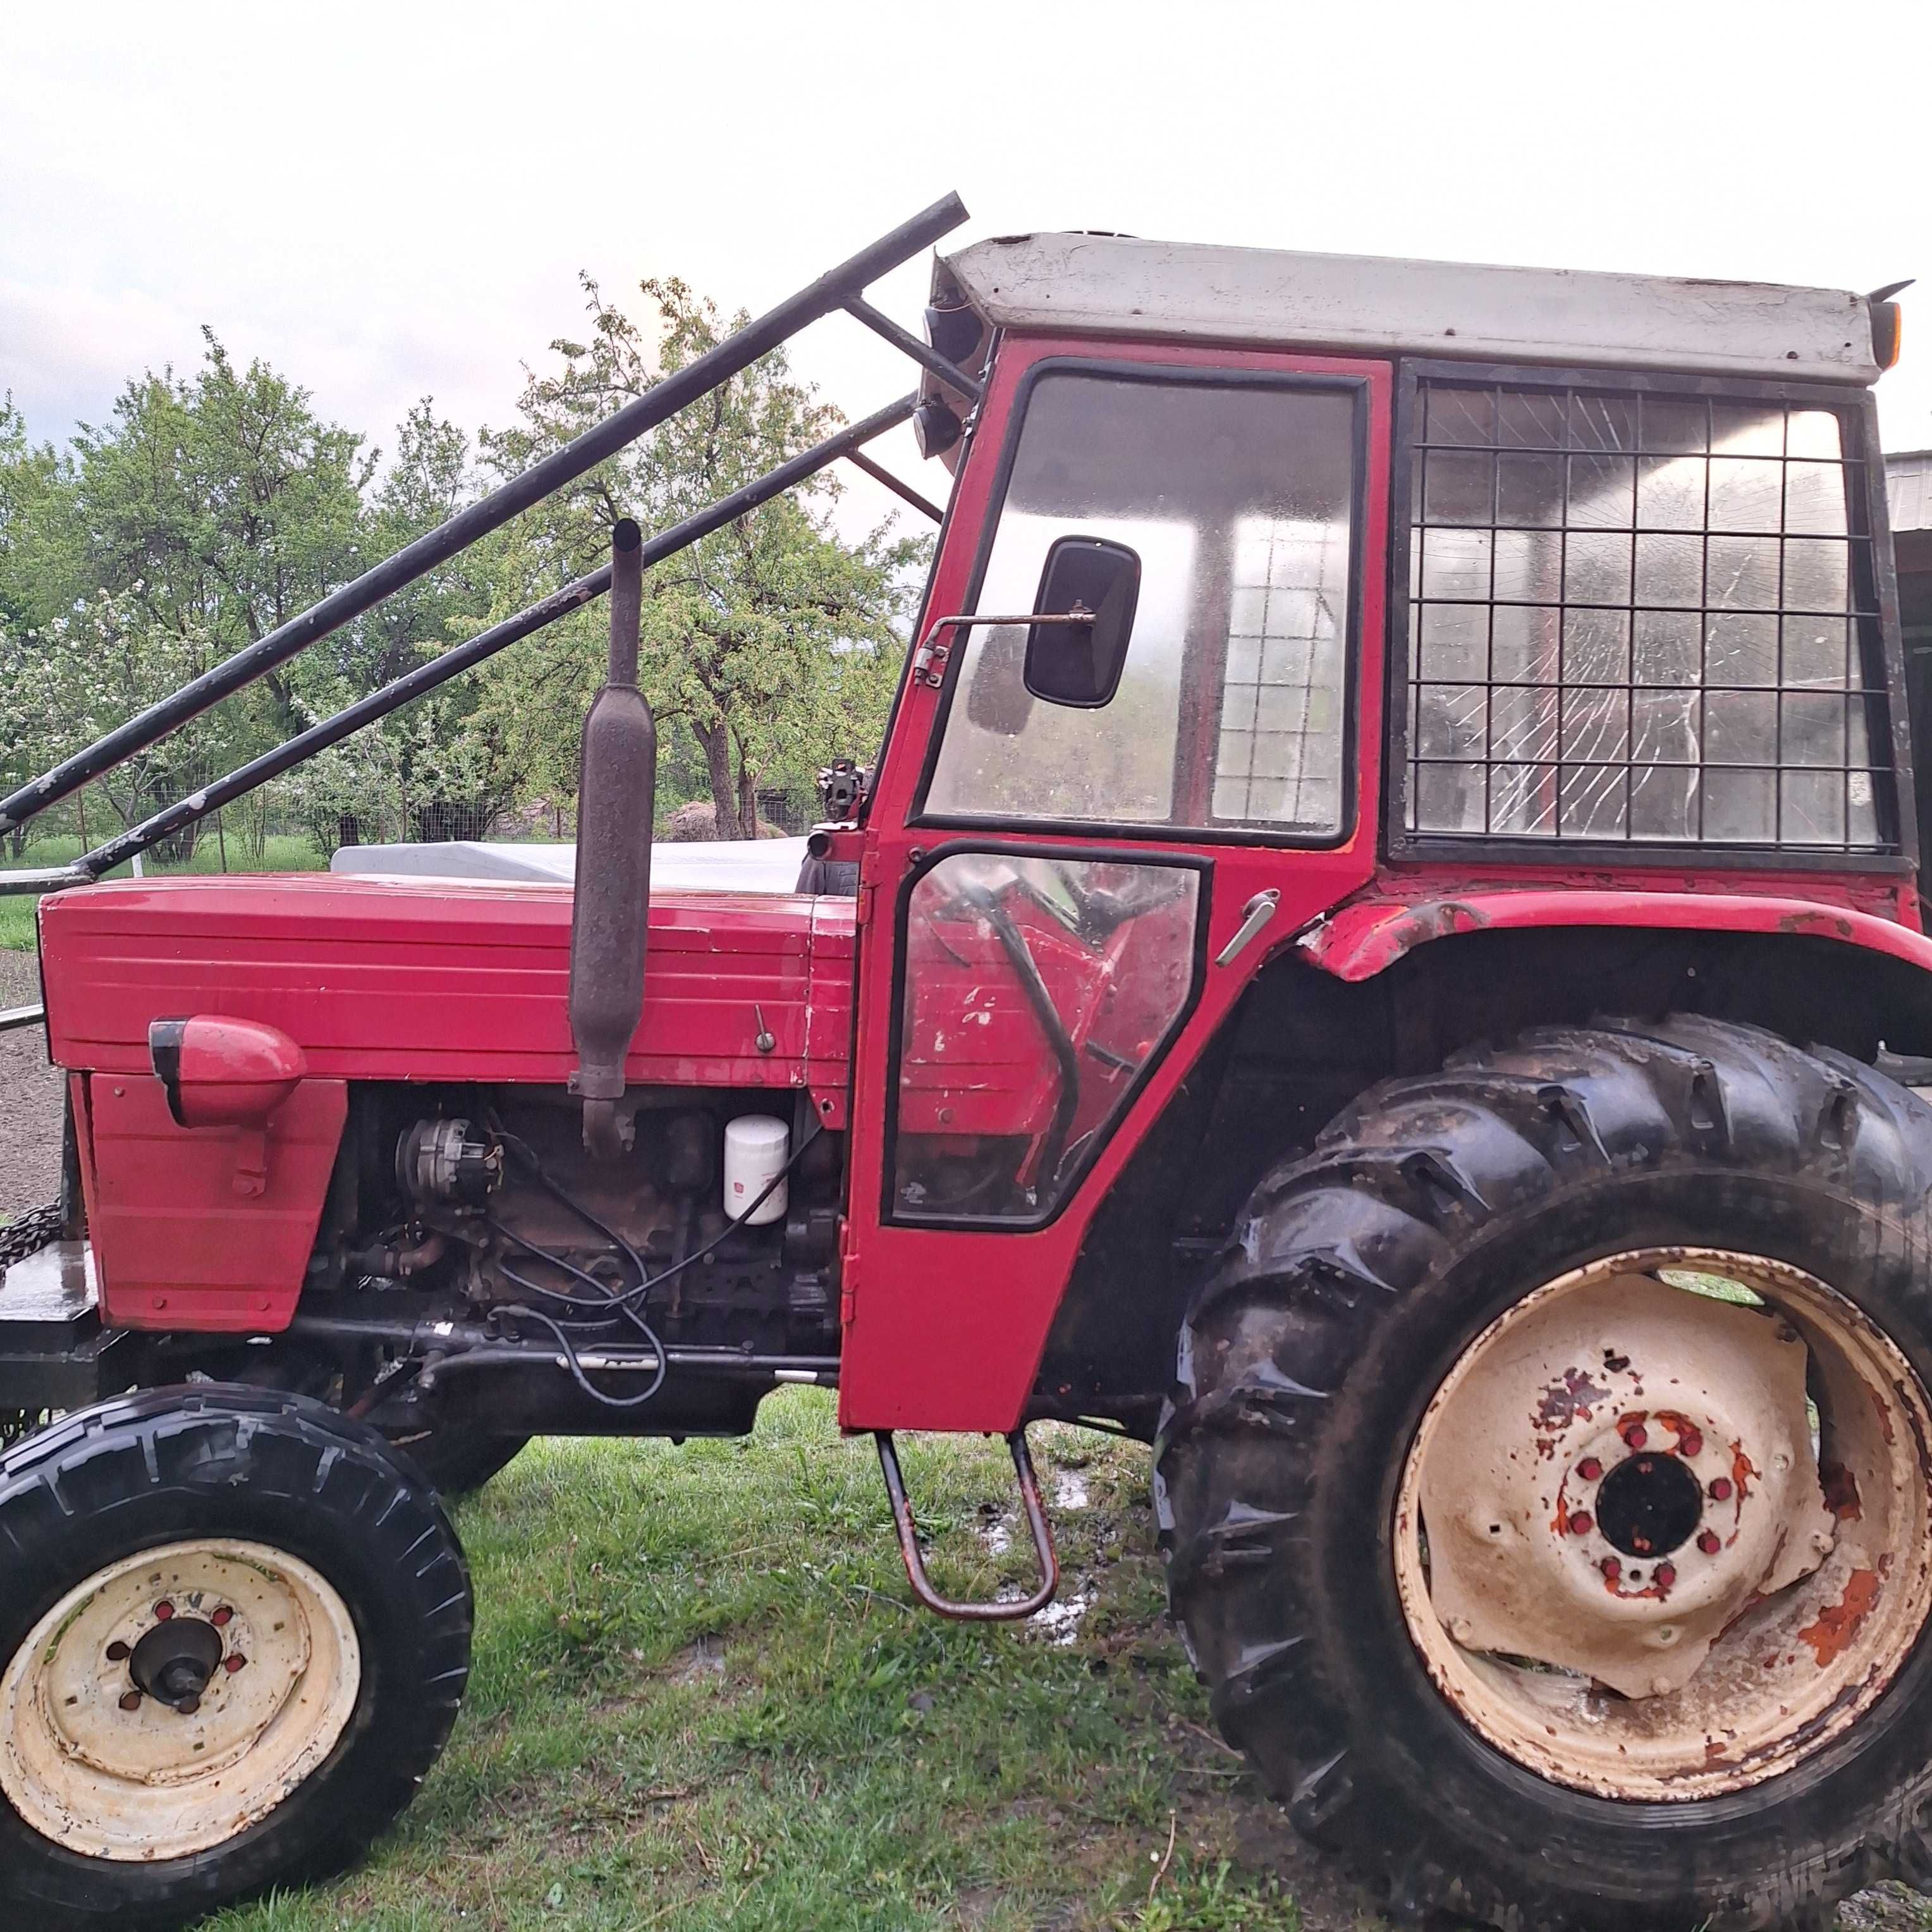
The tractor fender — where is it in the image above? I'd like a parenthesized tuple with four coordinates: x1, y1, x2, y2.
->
(1295, 888, 1932, 984)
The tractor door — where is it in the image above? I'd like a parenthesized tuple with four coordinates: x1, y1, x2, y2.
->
(839, 338, 1393, 1432)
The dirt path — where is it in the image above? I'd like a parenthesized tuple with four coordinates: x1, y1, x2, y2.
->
(0, 952, 61, 1220)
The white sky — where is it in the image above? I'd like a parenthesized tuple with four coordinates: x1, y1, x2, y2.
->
(4, 0, 1930, 553)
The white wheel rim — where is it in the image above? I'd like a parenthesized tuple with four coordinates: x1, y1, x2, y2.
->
(1394, 1249, 1932, 1800)
(1, 1539, 362, 1859)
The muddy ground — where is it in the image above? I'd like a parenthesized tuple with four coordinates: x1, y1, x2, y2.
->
(0, 951, 60, 1218)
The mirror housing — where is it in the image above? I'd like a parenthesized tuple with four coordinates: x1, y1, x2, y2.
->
(1023, 537, 1140, 709)
(149, 1015, 307, 1129)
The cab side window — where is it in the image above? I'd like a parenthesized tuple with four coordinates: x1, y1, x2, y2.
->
(924, 370, 1360, 840)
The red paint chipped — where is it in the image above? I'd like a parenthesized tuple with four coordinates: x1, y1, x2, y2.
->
(1729, 1442, 1759, 1517)
(1654, 1410, 1702, 1458)
(1798, 1570, 1882, 1666)
(1533, 1369, 1613, 1434)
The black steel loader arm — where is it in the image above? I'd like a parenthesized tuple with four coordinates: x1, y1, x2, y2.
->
(0, 192, 975, 896)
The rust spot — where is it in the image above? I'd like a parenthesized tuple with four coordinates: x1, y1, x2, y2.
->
(1869, 1381, 1897, 1448)
(1775, 910, 1856, 939)
(1819, 1460, 1863, 1522)
(1533, 1369, 1611, 1434)
(1705, 1740, 1729, 1761)
(1798, 1570, 1882, 1666)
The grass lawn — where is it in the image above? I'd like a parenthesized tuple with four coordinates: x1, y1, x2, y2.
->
(201, 1393, 1321, 1932)
(0, 833, 327, 952)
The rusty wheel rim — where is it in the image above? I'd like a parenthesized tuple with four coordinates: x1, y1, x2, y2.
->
(1393, 1249, 1932, 1799)
(0, 1539, 362, 1858)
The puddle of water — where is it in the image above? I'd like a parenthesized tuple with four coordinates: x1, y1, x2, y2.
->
(996, 1576, 1098, 1644)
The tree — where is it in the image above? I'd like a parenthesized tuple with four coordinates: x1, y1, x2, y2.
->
(0, 345, 496, 853)
(52, 331, 374, 737)
(474, 276, 926, 838)
(0, 399, 66, 637)
(0, 585, 259, 855)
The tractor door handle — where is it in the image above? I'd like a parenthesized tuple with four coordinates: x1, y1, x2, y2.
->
(1215, 890, 1281, 967)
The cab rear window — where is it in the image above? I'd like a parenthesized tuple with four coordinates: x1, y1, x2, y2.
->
(1400, 374, 1896, 852)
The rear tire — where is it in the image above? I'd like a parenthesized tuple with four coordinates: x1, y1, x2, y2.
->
(1157, 1016, 1932, 1932)
(0, 1386, 472, 1928)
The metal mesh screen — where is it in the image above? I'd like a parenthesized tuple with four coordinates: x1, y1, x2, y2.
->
(1211, 515, 1350, 828)
(1405, 380, 1892, 850)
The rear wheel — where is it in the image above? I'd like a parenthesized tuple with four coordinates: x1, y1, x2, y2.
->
(1157, 1017, 1932, 1932)
(0, 1386, 472, 1928)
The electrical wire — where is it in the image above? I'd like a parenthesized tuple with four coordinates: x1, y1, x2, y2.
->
(499, 1300, 669, 1409)
(475, 1117, 822, 1410)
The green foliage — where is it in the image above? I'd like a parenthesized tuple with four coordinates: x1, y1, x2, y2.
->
(0, 275, 926, 856)
(473, 276, 926, 836)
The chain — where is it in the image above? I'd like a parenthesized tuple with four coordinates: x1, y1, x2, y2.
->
(0, 1202, 68, 1451)
(0, 1201, 63, 1273)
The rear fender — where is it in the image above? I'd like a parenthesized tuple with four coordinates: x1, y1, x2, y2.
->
(1298, 888, 1932, 984)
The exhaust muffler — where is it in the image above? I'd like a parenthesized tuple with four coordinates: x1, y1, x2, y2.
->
(568, 519, 656, 1159)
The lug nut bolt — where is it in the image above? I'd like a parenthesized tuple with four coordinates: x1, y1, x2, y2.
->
(1599, 1556, 1621, 1579)
(118, 1690, 142, 1711)
(1677, 1429, 1704, 1458)
(1697, 1531, 1721, 1555)
(1568, 1512, 1594, 1536)
(153, 1601, 174, 1622)
(224, 1654, 247, 1673)
(1623, 1424, 1648, 1449)
(211, 1608, 233, 1629)
(1709, 1477, 1733, 1501)
(105, 1641, 130, 1662)
(1578, 1458, 1603, 1481)
(1654, 1562, 1677, 1588)
(178, 1696, 200, 1716)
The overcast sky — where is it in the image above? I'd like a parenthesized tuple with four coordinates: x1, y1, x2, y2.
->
(4, 0, 1929, 547)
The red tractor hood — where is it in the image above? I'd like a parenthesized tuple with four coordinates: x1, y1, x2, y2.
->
(39, 873, 858, 1123)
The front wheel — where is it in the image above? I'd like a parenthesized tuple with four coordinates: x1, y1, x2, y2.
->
(1158, 1017, 1932, 1932)
(0, 1387, 472, 1928)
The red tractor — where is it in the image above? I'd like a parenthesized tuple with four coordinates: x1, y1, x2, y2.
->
(0, 193, 1925, 1931)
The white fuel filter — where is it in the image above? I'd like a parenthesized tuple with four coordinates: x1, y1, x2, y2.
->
(723, 1114, 790, 1226)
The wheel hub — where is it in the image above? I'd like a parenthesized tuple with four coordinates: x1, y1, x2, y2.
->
(1394, 1250, 1932, 1797)
(128, 1616, 225, 1711)
(1593, 1446, 1704, 1560)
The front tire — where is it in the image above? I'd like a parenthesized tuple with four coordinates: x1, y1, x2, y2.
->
(0, 1386, 472, 1928)
(1157, 1017, 1932, 1932)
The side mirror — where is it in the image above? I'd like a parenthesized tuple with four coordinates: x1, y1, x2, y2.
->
(1024, 537, 1139, 709)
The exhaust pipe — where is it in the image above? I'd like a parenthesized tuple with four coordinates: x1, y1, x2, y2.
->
(568, 519, 656, 1159)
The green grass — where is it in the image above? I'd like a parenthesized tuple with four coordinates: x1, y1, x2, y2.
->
(201, 1393, 1309, 1932)
(0, 833, 328, 952)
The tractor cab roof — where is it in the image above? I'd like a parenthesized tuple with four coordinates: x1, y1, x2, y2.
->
(934, 231, 1885, 386)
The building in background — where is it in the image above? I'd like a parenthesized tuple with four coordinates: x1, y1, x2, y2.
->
(1892, 453, 1932, 822)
